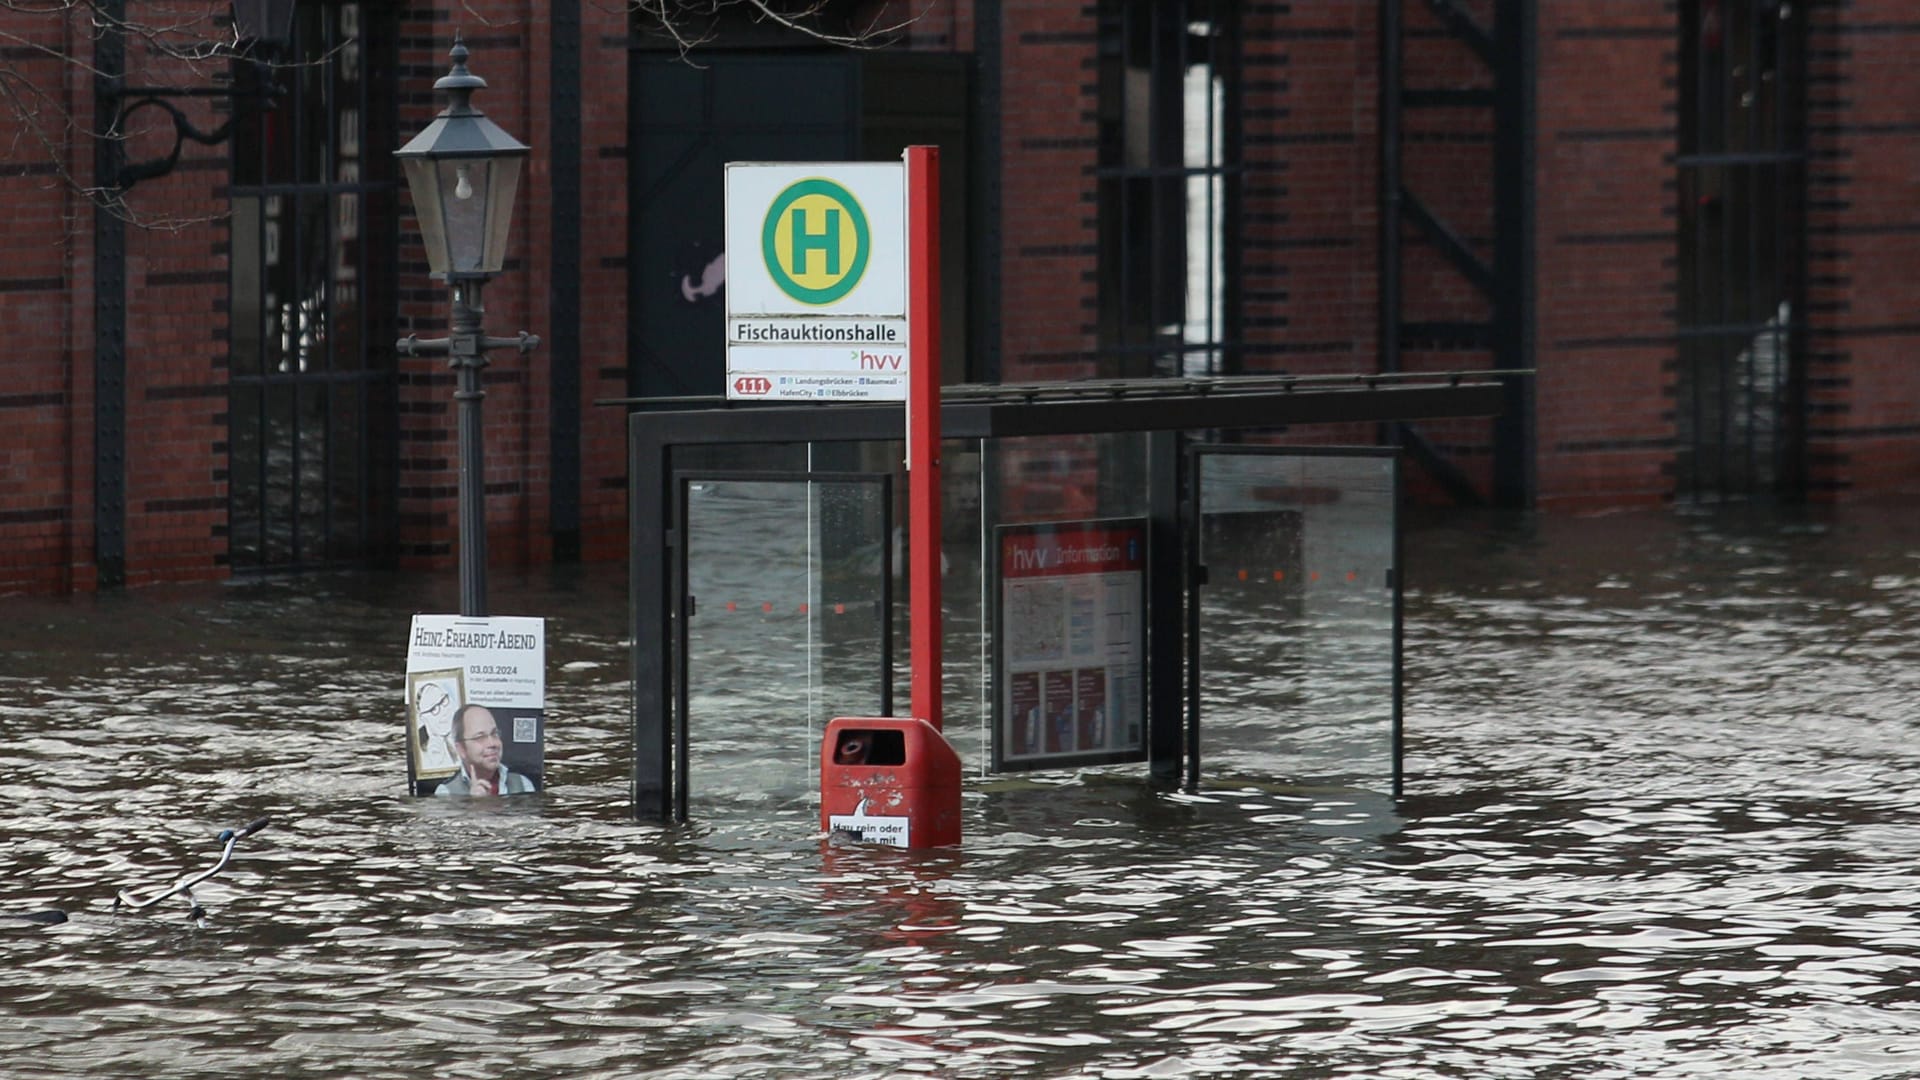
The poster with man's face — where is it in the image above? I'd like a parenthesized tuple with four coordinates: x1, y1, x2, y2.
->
(405, 615, 546, 797)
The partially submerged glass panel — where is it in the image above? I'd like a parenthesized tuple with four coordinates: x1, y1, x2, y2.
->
(936, 437, 991, 771)
(679, 471, 889, 806)
(1194, 449, 1398, 788)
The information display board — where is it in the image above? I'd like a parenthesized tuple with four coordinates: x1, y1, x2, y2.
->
(724, 162, 908, 401)
(405, 614, 546, 797)
(992, 519, 1149, 771)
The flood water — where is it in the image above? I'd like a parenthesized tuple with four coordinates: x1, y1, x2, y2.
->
(3, 502, 1919, 1078)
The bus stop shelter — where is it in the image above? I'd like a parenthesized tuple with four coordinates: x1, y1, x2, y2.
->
(623, 371, 1509, 822)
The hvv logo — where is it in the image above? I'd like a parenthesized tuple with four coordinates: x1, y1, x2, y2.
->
(855, 351, 904, 370)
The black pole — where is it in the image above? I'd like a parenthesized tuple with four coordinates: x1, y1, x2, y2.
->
(1146, 430, 1184, 786)
(549, 0, 583, 559)
(398, 286, 534, 617)
(93, 0, 127, 589)
(450, 280, 490, 617)
(1492, 0, 1536, 506)
(1380, 0, 1402, 378)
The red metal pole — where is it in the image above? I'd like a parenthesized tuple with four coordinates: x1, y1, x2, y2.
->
(906, 146, 941, 732)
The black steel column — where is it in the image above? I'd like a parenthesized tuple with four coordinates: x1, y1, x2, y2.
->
(971, 0, 1002, 383)
(1147, 430, 1184, 785)
(1220, 3, 1246, 376)
(450, 282, 490, 617)
(1182, 445, 1202, 792)
(629, 420, 673, 820)
(1390, 452, 1405, 798)
(549, 0, 583, 560)
(1379, 0, 1402, 383)
(93, 0, 127, 588)
(1492, 0, 1537, 506)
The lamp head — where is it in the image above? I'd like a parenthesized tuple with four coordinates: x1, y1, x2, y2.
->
(393, 34, 530, 281)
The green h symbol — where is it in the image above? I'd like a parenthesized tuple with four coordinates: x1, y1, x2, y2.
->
(789, 206, 841, 276)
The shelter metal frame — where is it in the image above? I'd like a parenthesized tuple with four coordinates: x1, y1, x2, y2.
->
(623, 371, 1510, 822)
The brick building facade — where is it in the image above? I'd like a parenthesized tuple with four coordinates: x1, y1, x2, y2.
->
(2, 0, 1916, 595)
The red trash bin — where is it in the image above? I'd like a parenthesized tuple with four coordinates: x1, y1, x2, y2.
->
(820, 717, 962, 848)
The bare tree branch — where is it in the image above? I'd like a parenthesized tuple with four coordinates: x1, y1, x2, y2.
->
(620, 0, 922, 58)
(0, 0, 927, 228)
(732, 0, 918, 48)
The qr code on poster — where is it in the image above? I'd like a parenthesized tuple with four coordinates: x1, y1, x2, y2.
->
(513, 716, 538, 743)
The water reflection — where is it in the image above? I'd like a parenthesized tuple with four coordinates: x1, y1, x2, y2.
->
(3, 503, 1919, 1077)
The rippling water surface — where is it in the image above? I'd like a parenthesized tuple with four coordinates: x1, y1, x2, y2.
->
(3, 503, 1919, 1078)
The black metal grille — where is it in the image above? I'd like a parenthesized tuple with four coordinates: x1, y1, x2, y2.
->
(228, 1, 398, 568)
(1094, 0, 1241, 378)
(1676, 0, 1807, 499)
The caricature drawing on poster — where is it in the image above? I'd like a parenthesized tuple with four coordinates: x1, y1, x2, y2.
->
(407, 667, 466, 780)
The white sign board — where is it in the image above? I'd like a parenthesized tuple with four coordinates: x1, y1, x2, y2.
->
(828, 798, 912, 847)
(405, 614, 546, 797)
(725, 162, 907, 401)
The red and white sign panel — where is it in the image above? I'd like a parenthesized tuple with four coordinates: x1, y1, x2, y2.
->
(993, 519, 1149, 771)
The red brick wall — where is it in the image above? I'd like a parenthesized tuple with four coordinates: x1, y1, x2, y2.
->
(1241, 0, 1380, 382)
(9, 0, 1920, 596)
(578, 0, 635, 563)
(123, 149, 234, 586)
(1805, 6, 1920, 498)
(1243, 0, 1438, 461)
(1532, 1, 1677, 508)
(997, 0, 1099, 385)
(0, 10, 244, 592)
(0, 12, 87, 592)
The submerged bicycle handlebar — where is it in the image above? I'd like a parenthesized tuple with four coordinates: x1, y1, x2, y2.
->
(115, 817, 273, 917)
(221, 817, 272, 843)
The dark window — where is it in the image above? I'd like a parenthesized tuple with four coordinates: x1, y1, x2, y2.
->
(1095, 0, 1240, 378)
(229, 1, 398, 568)
(1676, 0, 1807, 499)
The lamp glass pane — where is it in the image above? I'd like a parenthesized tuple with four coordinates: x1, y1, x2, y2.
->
(400, 156, 449, 276)
(482, 156, 523, 274)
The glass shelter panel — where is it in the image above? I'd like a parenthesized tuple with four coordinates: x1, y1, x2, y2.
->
(1193, 449, 1399, 791)
(981, 433, 1153, 773)
(926, 437, 990, 770)
(678, 473, 890, 810)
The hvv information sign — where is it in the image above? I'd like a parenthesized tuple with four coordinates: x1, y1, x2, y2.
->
(724, 163, 907, 401)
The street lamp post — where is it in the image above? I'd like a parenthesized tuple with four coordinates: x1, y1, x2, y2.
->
(395, 34, 538, 618)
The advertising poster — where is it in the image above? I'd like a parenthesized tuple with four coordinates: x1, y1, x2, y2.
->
(1009, 671, 1042, 757)
(405, 614, 546, 797)
(993, 519, 1148, 771)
